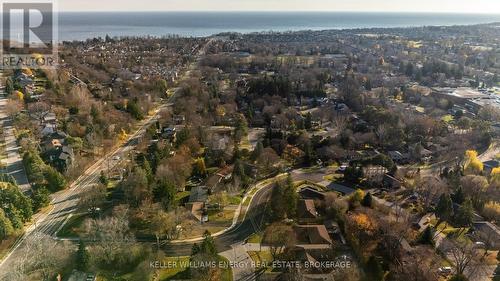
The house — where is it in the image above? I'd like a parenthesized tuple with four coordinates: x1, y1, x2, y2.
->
(326, 182, 355, 196)
(299, 187, 326, 200)
(46, 145, 74, 172)
(186, 186, 209, 222)
(161, 127, 177, 142)
(40, 123, 57, 137)
(41, 131, 68, 152)
(388, 151, 409, 164)
(409, 143, 433, 162)
(216, 165, 234, 181)
(472, 221, 500, 250)
(294, 225, 333, 248)
(291, 225, 336, 276)
(298, 199, 319, 223)
(383, 174, 402, 189)
(363, 165, 388, 183)
(206, 165, 234, 190)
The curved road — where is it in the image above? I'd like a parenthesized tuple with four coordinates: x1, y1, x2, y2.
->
(164, 181, 273, 256)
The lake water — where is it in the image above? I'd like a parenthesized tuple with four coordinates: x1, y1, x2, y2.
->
(53, 12, 500, 40)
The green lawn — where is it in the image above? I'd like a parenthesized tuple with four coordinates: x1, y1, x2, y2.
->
(247, 232, 263, 243)
(158, 256, 191, 280)
(227, 195, 242, 205)
(208, 209, 234, 225)
(57, 213, 88, 238)
(158, 256, 232, 281)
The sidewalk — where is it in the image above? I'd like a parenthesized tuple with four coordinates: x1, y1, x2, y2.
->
(220, 243, 270, 281)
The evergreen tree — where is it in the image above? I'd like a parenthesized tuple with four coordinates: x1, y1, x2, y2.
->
(436, 193, 453, 222)
(455, 198, 474, 227)
(362, 192, 373, 208)
(44, 166, 67, 192)
(31, 187, 50, 212)
(154, 180, 176, 210)
(452, 187, 465, 204)
(418, 226, 435, 246)
(77, 240, 89, 271)
(365, 256, 384, 281)
(0, 209, 14, 241)
(99, 171, 109, 186)
(252, 141, 264, 161)
(191, 243, 201, 256)
(200, 231, 217, 255)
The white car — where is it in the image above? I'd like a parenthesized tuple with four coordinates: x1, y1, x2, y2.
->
(337, 164, 348, 172)
(438, 267, 452, 275)
(112, 155, 121, 161)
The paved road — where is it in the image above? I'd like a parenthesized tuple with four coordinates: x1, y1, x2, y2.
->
(0, 104, 168, 277)
(0, 72, 30, 192)
(0, 38, 216, 278)
(163, 179, 273, 256)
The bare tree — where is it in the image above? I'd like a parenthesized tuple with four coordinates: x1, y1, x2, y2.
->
(441, 240, 479, 277)
(1, 233, 72, 281)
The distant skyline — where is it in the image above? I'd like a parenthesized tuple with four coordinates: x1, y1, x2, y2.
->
(59, 0, 500, 14)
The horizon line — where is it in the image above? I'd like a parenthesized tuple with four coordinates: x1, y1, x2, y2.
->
(56, 10, 500, 15)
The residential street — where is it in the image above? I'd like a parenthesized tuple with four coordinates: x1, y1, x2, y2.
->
(0, 72, 30, 192)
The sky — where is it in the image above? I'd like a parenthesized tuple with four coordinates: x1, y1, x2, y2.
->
(59, 0, 500, 14)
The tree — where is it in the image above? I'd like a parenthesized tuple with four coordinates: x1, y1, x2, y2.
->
(362, 192, 373, 208)
(99, 171, 109, 186)
(76, 240, 90, 271)
(344, 166, 363, 184)
(349, 189, 365, 208)
(482, 201, 500, 224)
(418, 226, 435, 246)
(490, 167, 500, 184)
(452, 186, 465, 204)
(31, 187, 50, 212)
(200, 230, 217, 256)
(84, 205, 136, 269)
(210, 191, 229, 212)
(6, 233, 72, 280)
(449, 274, 468, 281)
(463, 150, 483, 174)
(193, 158, 207, 177)
(366, 256, 384, 281)
(150, 210, 175, 249)
(0, 209, 14, 241)
(262, 223, 295, 260)
(436, 193, 453, 222)
(442, 240, 478, 276)
(0, 182, 33, 229)
(126, 99, 144, 120)
(454, 198, 474, 227)
(270, 177, 297, 221)
(252, 141, 264, 161)
(153, 180, 176, 210)
(122, 166, 151, 206)
(79, 184, 107, 214)
(44, 166, 67, 192)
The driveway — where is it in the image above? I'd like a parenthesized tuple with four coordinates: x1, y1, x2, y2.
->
(220, 243, 270, 281)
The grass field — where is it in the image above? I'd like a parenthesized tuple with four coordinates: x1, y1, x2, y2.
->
(57, 213, 88, 238)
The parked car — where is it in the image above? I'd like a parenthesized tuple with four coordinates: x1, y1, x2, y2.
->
(438, 267, 452, 276)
